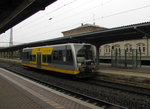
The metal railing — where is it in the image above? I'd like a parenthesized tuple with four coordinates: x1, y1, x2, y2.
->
(111, 49, 141, 68)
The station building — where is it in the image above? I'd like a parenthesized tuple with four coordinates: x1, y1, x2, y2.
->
(62, 23, 107, 36)
(62, 23, 150, 65)
(100, 38, 150, 57)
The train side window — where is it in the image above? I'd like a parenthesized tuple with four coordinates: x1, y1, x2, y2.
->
(23, 52, 30, 60)
(52, 49, 73, 65)
(42, 55, 47, 63)
(22, 52, 26, 60)
(42, 55, 51, 63)
(58, 50, 63, 61)
(29, 55, 32, 61)
(47, 55, 51, 63)
(29, 55, 36, 61)
(66, 50, 73, 65)
(62, 50, 66, 62)
(53, 51, 59, 60)
(32, 55, 36, 61)
(52, 50, 64, 63)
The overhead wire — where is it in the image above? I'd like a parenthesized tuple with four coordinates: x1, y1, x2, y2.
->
(3, 1, 150, 44)
(101, 4, 150, 19)
(49, 1, 150, 25)
(15, 0, 111, 34)
(37, 4, 150, 36)
(14, 0, 93, 33)
(15, 2, 150, 41)
(14, 0, 78, 32)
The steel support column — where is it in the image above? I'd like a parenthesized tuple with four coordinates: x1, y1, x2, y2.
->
(94, 44, 101, 68)
(19, 49, 23, 59)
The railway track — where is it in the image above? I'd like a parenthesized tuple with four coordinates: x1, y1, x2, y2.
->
(0, 61, 150, 109)
(20, 72, 127, 109)
(84, 78, 150, 96)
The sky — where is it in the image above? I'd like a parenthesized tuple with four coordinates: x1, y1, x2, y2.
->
(0, 0, 150, 47)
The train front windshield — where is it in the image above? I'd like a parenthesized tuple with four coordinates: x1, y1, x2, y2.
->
(74, 45, 95, 65)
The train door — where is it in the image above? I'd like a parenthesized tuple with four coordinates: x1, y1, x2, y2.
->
(37, 52, 41, 68)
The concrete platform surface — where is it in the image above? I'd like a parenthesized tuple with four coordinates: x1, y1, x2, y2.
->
(98, 63, 150, 78)
(0, 68, 102, 109)
(0, 76, 45, 109)
(97, 63, 150, 87)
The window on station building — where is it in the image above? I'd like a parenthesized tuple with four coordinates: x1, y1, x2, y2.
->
(124, 43, 132, 53)
(136, 43, 146, 54)
(114, 44, 120, 52)
(112, 46, 114, 49)
(104, 45, 111, 53)
(104, 45, 111, 56)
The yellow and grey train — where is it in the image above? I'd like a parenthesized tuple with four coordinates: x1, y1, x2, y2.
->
(21, 43, 97, 78)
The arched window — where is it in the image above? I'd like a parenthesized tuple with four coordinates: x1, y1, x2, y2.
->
(124, 43, 132, 53)
(114, 44, 120, 51)
(104, 45, 111, 56)
(136, 43, 146, 54)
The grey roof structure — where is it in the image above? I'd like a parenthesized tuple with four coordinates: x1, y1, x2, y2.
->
(1, 22, 150, 52)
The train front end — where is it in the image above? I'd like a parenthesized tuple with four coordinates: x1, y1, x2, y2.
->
(74, 44, 97, 77)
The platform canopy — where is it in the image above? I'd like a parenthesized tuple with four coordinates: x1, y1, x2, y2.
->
(0, 0, 56, 34)
(1, 22, 150, 52)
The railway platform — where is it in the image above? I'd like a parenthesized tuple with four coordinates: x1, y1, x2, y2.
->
(97, 63, 150, 87)
(0, 68, 102, 109)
